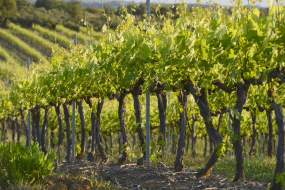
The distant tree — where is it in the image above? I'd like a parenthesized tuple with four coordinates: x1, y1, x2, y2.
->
(259, 9, 268, 17)
(160, 6, 171, 16)
(67, 0, 83, 22)
(86, 6, 103, 15)
(126, 4, 144, 17)
(16, 0, 29, 8)
(35, 0, 60, 10)
(139, 4, 146, 18)
(0, 0, 17, 26)
(103, 4, 113, 15)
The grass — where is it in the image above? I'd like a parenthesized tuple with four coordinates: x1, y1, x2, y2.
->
(157, 138, 275, 183)
(1, 129, 278, 186)
(0, 29, 48, 63)
(214, 156, 275, 183)
(8, 23, 56, 51)
(44, 170, 118, 190)
(1, 128, 27, 145)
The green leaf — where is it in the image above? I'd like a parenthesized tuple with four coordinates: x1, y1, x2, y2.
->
(252, 8, 260, 24)
(141, 43, 150, 59)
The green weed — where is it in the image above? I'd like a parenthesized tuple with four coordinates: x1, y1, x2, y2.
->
(0, 142, 55, 188)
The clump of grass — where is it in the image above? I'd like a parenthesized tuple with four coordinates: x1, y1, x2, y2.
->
(214, 156, 275, 182)
(46, 169, 118, 190)
(162, 145, 275, 183)
(184, 156, 208, 170)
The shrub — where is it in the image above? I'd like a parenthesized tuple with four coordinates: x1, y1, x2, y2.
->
(0, 142, 55, 187)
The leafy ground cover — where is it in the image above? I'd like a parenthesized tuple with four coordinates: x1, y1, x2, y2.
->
(1, 145, 273, 190)
(0, 138, 274, 189)
(1, 131, 276, 189)
(46, 161, 269, 190)
(164, 154, 275, 185)
(214, 156, 276, 183)
(0, 142, 55, 188)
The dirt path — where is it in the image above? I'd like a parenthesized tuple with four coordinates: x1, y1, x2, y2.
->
(48, 161, 269, 190)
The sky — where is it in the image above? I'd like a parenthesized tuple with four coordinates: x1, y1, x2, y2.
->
(126, 0, 273, 7)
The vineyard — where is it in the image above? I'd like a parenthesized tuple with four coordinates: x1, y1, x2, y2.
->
(0, 0, 285, 189)
(0, 22, 101, 64)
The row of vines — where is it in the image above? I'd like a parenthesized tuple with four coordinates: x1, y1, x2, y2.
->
(0, 1, 285, 189)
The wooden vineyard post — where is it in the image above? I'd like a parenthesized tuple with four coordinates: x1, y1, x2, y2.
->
(72, 34, 77, 162)
(27, 57, 31, 146)
(145, 0, 151, 170)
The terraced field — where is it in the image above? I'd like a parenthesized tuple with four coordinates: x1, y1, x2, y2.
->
(0, 23, 101, 65)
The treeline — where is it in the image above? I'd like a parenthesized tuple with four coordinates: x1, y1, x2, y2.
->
(1, 0, 85, 30)
(0, 0, 178, 31)
(0, 0, 270, 32)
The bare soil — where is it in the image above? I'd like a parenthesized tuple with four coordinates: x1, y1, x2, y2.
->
(46, 161, 269, 190)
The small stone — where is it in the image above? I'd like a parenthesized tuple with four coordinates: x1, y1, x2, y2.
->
(246, 182, 254, 187)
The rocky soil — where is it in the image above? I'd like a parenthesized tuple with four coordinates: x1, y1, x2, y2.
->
(45, 161, 269, 190)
